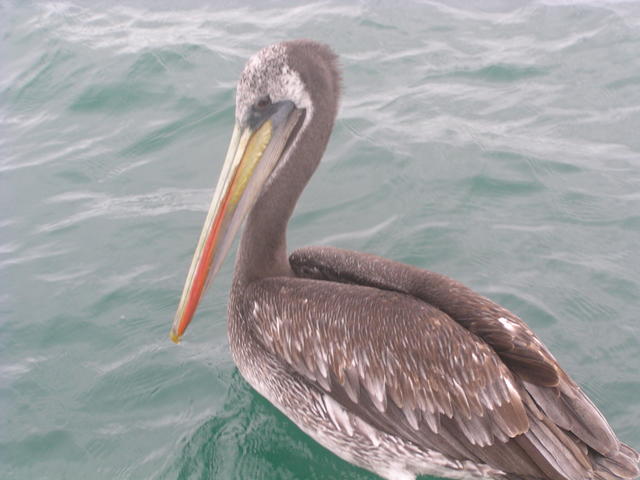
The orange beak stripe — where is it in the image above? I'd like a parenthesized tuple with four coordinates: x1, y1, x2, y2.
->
(171, 169, 238, 342)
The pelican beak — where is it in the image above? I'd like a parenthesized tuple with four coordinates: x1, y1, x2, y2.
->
(170, 103, 304, 343)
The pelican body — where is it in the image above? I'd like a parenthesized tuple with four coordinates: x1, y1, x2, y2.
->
(171, 40, 639, 480)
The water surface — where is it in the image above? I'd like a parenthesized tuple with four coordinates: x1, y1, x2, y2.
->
(2, 1, 640, 479)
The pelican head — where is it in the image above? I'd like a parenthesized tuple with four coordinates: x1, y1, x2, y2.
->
(171, 40, 340, 342)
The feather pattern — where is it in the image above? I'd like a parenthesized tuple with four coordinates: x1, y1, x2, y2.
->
(251, 276, 530, 446)
(256, 245, 640, 480)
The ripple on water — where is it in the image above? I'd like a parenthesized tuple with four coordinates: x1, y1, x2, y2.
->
(161, 372, 376, 480)
(37, 188, 208, 233)
(3, 2, 640, 479)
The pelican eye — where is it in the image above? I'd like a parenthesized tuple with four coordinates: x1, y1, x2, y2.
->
(256, 96, 271, 109)
(247, 96, 276, 129)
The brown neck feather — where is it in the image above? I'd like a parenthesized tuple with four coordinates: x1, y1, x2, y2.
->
(234, 42, 340, 285)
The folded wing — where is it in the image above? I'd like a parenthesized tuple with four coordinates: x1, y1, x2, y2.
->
(280, 246, 639, 479)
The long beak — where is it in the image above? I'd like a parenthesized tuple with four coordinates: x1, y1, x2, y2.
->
(170, 107, 303, 343)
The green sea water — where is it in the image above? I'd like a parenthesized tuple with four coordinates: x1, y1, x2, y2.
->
(2, 1, 640, 479)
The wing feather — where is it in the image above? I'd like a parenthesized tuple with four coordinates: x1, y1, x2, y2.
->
(249, 277, 530, 453)
(289, 246, 624, 456)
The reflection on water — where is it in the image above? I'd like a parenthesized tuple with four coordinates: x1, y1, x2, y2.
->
(165, 371, 377, 480)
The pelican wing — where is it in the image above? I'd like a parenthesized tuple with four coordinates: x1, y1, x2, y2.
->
(291, 246, 561, 386)
(251, 278, 529, 446)
(247, 276, 600, 479)
(289, 246, 621, 458)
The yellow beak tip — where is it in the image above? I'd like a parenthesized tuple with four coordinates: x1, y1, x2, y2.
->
(170, 329, 182, 344)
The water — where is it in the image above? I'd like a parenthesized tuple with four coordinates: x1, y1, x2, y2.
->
(2, 1, 640, 479)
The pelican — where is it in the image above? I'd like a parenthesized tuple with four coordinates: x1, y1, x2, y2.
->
(170, 40, 639, 480)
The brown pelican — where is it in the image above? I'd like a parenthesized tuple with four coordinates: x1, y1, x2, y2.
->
(170, 40, 639, 480)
